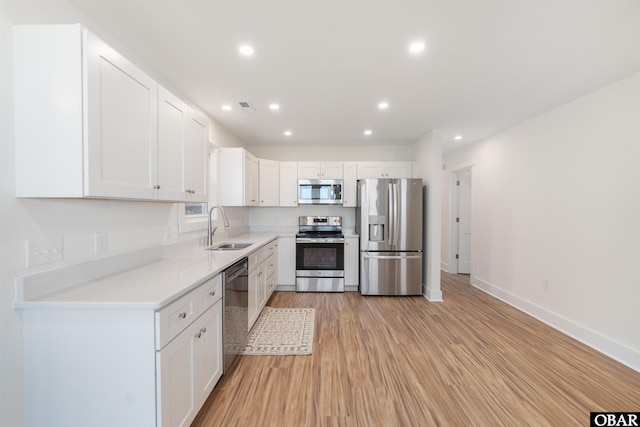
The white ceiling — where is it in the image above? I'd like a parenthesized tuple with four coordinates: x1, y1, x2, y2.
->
(17, 1, 640, 150)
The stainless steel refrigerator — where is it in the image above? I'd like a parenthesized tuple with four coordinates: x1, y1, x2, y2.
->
(356, 178, 423, 295)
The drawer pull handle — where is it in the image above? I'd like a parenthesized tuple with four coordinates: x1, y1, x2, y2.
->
(200, 327, 207, 334)
(195, 332, 202, 339)
(209, 291, 216, 296)
(178, 312, 187, 319)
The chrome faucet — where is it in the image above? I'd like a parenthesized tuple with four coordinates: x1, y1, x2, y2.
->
(208, 205, 230, 246)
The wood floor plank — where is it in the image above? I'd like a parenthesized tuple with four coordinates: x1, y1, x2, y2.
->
(191, 273, 640, 426)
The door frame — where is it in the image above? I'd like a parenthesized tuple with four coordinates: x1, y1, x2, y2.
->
(447, 162, 475, 275)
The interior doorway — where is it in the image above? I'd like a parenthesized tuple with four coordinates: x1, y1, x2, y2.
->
(450, 167, 472, 275)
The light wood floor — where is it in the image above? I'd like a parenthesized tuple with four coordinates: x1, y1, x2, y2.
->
(192, 273, 640, 426)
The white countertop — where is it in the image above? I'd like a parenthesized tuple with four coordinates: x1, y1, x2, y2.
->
(15, 233, 279, 310)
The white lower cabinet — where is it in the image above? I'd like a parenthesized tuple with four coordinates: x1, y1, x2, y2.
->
(277, 236, 296, 285)
(157, 301, 222, 427)
(248, 239, 278, 329)
(344, 235, 360, 289)
(21, 274, 223, 427)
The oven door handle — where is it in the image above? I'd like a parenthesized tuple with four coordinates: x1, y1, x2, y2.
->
(296, 238, 345, 243)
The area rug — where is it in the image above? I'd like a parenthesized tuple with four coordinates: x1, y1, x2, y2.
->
(240, 307, 315, 355)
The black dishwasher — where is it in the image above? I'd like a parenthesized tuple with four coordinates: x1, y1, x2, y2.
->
(223, 257, 248, 374)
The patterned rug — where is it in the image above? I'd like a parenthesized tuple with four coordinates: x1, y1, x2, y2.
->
(241, 307, 315, 356)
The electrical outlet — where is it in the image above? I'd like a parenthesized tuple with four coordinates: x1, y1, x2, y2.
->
(26, 237, 63, 267)
(95, 232, 107, 255)
(543, 278, 550, 291)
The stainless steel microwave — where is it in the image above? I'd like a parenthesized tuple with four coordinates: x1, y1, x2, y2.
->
(298, 179, 343, 205)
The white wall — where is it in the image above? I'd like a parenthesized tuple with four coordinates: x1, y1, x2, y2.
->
(442, 72, 640, 371)
(413, 130, 443, 301)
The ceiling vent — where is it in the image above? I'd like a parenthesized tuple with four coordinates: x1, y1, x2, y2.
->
(238, 101, 256, 113)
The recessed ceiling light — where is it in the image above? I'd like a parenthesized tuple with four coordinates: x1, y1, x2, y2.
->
(454, 135, 463, 140)
(284, 131, 292, 136)
(238, 45, 254, 56)
(222, 104, 232, 111)
(378, 102, 389, 110)
(409, 41, 425, 54)
(364, 130, 373, 136)
(269, 103, 280, 111)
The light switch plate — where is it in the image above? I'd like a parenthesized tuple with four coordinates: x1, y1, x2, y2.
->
(26, 236, 63, 267)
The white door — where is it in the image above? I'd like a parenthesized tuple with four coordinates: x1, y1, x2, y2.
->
(456, 168, 472, 274)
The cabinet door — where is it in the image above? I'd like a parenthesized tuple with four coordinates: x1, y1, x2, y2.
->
(298, 162, 321, 179)
(320, 162, 343, 179)
(277, 236, 296, 285)
(158, 87, 189, 201)
(342, 162, 357, 207)
(194, 302, 223, 405)
(266, 242, 278, 298)
(279, 162, 298, 207)
(85, 30, 158, 199)
(157, 323, 196, 427)
(386, 162, 413, 178)
(218, 148, 245, 206)
(185, 110, 209, 202)
(344, 236, 360, 288)
(357, 162, 386, 179)
(244, 152, 259, 206)
(259, 159, 280, 206)
(258, 262, 268, 310)
(248, 266, 260, 329)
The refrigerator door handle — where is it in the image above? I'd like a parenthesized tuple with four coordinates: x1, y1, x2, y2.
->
(388, 182, 399, 247)
(391, 181, 399, 247)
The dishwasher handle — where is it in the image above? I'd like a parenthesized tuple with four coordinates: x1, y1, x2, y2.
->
(224, 258, 248, 282)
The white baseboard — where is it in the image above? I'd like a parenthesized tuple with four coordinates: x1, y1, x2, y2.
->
(423, 284, 443, 302)
(471, 276, 640, 373)
(440, 261, 449, 272)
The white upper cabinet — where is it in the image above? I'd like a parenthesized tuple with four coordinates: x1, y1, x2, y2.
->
(279, 162, 298, 207)
(14, 24, 207, 202)
(259, 159, 280, 206)
(85, 30, 160, 200)
(297, 162, 343, 179)
(356, 162, 413, 179)
(219, 148, 259, 206)
(185, 110, 209, 202)
(158, 87, 189, 200)
(342, 162, 357, 207)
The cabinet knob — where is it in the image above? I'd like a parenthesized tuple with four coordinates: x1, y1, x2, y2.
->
(154, 185, 161, 190)
(200, 327, 207, 334)
(195, 332, 202, 339)
(209, 291, 216, 296)
(178, 312, 187, 319)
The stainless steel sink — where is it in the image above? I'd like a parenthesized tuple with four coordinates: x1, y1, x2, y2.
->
(206, 242, 253, 251)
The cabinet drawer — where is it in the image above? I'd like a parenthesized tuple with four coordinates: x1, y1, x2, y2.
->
(155, 292, 195, 350)
(265, 253, 276, 279)
(248, 249, 262, 270)
(155, 274, 222, 350)
(198, 274, 222, 312)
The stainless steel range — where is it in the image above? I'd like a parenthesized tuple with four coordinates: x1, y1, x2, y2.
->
(296, 216, 345, 292)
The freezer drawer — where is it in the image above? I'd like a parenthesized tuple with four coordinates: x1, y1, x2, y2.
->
(360, 252, 422, 295)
